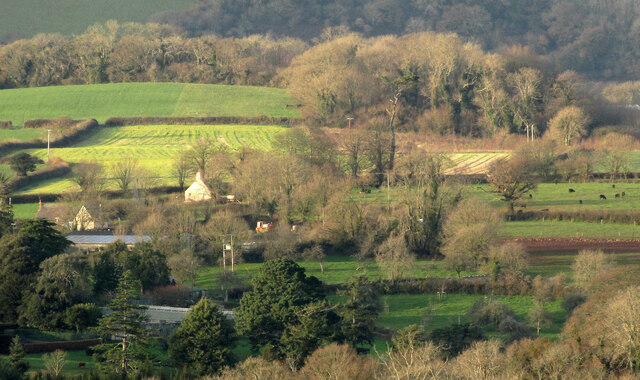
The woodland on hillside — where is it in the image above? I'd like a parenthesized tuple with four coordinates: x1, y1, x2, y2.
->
(1, 22, 639, 140)
(152, 0, 640, 80)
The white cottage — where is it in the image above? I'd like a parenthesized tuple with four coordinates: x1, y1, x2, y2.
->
(185, 172, 212, 202)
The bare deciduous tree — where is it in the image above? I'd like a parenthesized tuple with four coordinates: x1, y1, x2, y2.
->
(376, 233, 415, 281)
(376, 341, 447, 380)
(487, 155, 538, 215)
(173, 152, 192, 190)
(110, 157, 139, 193)
(43, 350, 67, 377)
(71, 162, 103, 196)
(603, 286, 640, 372)
(454, 340, 505, 380)
(572, 249, 613, 290)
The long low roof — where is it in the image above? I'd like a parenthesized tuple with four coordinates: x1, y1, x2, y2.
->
(66, 232, 151, 245)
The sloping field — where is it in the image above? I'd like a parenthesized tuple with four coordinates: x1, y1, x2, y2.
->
(0, 83, 300, 126)
(0, 0, 198, 40)
(444, 152, 508, 175)
(16, 124, 286, 193)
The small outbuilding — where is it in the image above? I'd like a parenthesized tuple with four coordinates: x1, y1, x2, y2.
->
(185, 172, 212, 203)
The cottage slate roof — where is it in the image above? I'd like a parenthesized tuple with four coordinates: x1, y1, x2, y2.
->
(35, 204, 66, 222)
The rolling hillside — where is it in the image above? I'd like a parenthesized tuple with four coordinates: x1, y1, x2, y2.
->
(16, 124, 287, 194)
(0, 83, 300, 125)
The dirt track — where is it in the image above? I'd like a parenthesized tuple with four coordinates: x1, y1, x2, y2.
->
(508, 237, 640, 251)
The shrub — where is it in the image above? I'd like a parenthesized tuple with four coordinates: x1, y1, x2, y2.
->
(468, 298, 515, 327)
(64, 304, 102, 332)
(301, 344, 378, 380)
(144, 285, 192, 307)
(498, 316, 530, 342)
(429, 323, 486, 358)
(561, 294, 587, 315)
(391, 324, 430, 350)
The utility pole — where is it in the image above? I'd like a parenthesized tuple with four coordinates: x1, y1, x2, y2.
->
(46, 129, 51, 162)
(223, 235, 234, 273)
(230, 235, 234, 273)
(387, 171, 390, 212)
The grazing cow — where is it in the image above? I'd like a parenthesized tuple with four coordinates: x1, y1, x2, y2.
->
(569, 188, 576, 193)
(615, 194, 620, 198)
(78, 362, 86, 368)
(600, 194, 607, 200)
(529, 193, 533, 199)
(579, 200, 583, 204)
(622, 192, 626, 197)
(613, 184, 616, 188)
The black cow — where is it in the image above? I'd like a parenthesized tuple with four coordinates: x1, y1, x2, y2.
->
(613, 184, 616, 189)
(622, 192, 626, 197)
(529, 193, 533, 199)
(600, 194, 607, 200)
(569, 188, 575, 193)
(615, 194, 620, 198)
(579, 200, 583, 204)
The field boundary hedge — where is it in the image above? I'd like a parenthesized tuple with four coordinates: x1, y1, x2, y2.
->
(23, 338, 102, 354)
(104, 116, 299, 127)
(0, 118, 98, 158)
(512, 209, 640, 224)
(219, 275, 532, 301)
(9, 186, 182, 204)
(8, 158, 71, 192)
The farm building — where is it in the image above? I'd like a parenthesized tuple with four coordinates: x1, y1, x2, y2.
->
(102, 305, 234, 336)
(66, 231, 150, 249)
(185, 172, 212, 202)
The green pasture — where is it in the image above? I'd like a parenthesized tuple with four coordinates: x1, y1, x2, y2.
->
(469, 182, 640, 211)
(0, 83, 299, 126)
(21, 350, 95, 375)
(502, 220, 640, 239)
(368, 294, 566, 340)
(196, 255, 475, 291)
(0, 128, 45, 142)
(12, 203, 40, 219)
(0, 0, 199, 39)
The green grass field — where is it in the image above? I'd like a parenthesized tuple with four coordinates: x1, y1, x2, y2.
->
(0, 0, 199, 39)
(11, 124, 287, 193)
(13, 203, 40, 219)
(369, 294, 565, 340)
(0, 83, 299, 126)
(196, 255, 475, 291)
(502, 220, 640, 239)
(469, 182, 640, 211)
(0, 128, 45, 142)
